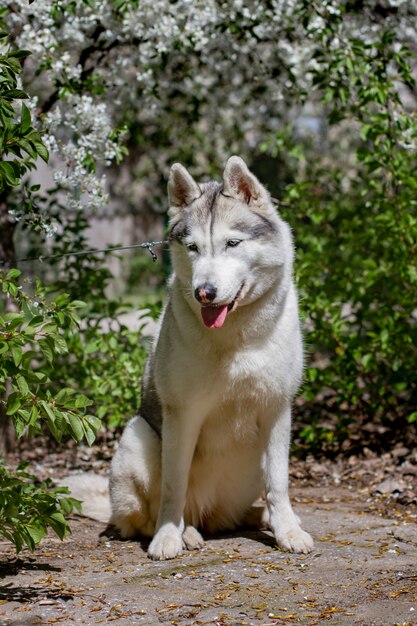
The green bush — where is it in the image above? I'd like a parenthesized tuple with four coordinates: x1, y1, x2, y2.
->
(35, 209, 152, 431)
(0, 269, 101, 552)
(0, 462, 80, 553)
(54, 307, 150, 431)
(0, 270, 102, 444)
(263, 24, 417, 447)
(0, 26, 102, 553)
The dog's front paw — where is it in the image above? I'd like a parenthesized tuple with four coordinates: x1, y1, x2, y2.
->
(276, 526, 314, 554)
(148, 525, 183, 560)
(182, 525, 205, 551)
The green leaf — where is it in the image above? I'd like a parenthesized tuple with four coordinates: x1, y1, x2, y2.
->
(67, 413, 84, 442)
(6, 269, 21, 280)
(83, 422, 96, 446)
(11, 344, 23, 366)
(54, 410, 66, 433)
(39, 338, 54, 364)
(28, 315, 46, 328)
(53, 335, 68, 355)
(8, 282, 18, 297)
(15, 374, 29, 396)
(20, 103, 31, 134)
(407, 412, 417, 424)
(6, 392, 21, 415)
(9, 50, 32, 59)
(0, 161, 20, 186)
(54, 387, 74, 404)
(75, 394, 93, 409)
(47, 511, 69, 540)
(361, 353, 373, 369)
(13, 412, 26, 438)
(360, 124, 372, 141)
(40, 400, 56, 423)
(85, 414, 102, 431)
(33, 140, 49, 163)
(25, 521, 46, 546)
(47, 419, 62, 442)
(28, 405, 39, 426)
(5, 89, 28, 99)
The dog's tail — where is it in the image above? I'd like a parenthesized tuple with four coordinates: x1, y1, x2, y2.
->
(60, 472, 111, 524)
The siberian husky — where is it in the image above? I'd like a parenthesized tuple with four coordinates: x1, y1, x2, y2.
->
(107, 156, 313, 560)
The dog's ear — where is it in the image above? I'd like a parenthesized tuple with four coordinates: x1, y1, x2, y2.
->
(223, 156, 269, 207)
(168, 163, 201, 215)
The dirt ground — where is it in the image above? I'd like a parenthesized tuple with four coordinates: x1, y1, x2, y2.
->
(0, 483, 416, 626)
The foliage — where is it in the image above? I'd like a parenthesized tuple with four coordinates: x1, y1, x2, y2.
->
(4, 0, 416, 216)
(262, 11, 417, 447)
(0, 40, 48, 192)
(0, 269, 103, 551)
(0, 15, 50, 239)
(34, 208, 151, 430)
(0, 269, 102, 444)
(0, 462, 80, 553)
(58, 312, 149, 430)
(0, 196, 148, 552)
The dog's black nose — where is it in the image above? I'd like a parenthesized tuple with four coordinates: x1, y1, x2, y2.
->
(195, 283, 217, 304)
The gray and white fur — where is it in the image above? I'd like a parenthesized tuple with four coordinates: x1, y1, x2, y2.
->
(107, 156, 313, 559)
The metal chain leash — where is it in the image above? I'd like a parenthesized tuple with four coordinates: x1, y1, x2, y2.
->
(1, 197, 286, 267)
(0, 240, 169, 266)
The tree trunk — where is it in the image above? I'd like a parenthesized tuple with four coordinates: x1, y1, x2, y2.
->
(0, 199, 18, 456)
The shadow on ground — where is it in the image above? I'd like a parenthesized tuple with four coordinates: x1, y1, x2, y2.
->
(0, 486, 415, 625)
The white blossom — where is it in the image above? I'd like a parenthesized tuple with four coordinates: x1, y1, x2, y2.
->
(3, 0, 417, 225)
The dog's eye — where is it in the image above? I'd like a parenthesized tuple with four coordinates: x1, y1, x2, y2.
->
(226, 239, 242, 248)
(186, 243, 198, 253)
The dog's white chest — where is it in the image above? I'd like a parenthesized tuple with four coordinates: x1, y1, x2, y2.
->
(195, 401, 261, 456)
(190, 349, 279, 456)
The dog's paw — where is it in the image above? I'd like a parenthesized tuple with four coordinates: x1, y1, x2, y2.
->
(182, 525, 205, 551)
(276, 526, 314, 554)
(148, 525, 183, 560)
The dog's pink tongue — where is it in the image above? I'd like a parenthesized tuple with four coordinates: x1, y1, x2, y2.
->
(201, 305, 228, 329)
